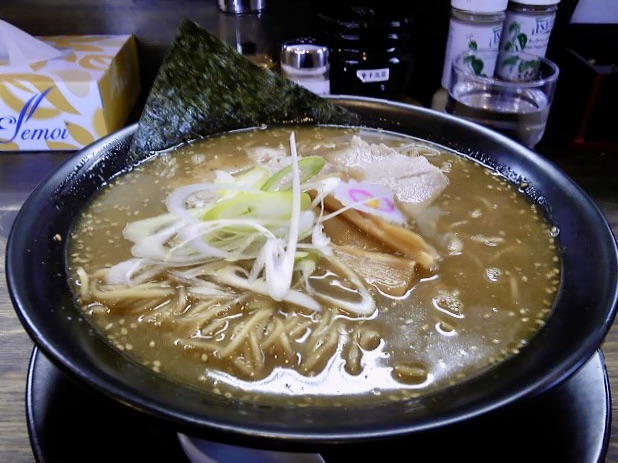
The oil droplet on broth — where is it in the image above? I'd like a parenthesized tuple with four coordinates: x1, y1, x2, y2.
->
(432, 292, 464, 318)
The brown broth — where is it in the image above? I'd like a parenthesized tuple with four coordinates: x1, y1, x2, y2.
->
(67, 125, 560, 406)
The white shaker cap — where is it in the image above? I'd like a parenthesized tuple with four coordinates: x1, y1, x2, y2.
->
(450, 0, 509, 12)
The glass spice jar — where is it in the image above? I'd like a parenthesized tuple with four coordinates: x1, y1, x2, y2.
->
(215, 0, 275, 70)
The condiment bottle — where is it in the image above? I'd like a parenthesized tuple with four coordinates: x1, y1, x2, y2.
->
(499, 0, 560, 57)
(280, 38, 330, 95)
(216, 0, 275, 69)
(314, 2, 415, 100)
(431, 0, 508, 111)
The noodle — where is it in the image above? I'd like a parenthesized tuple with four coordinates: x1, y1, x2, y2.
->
(303, 327, 339, 372)
(260, 318, 285, 349)
(216, 308, 274, 358)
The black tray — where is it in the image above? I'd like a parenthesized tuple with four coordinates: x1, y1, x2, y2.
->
(26, 347, 611, 462)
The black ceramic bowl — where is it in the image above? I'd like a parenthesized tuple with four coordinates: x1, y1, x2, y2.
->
(6, 96, 618, 450)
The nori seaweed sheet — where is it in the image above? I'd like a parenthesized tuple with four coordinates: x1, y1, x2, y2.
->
(128, 19, 361, 160)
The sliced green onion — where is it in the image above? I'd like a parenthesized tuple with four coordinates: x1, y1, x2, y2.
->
(264, 132, 303, 300)
(115, 131, 376, 316)
(217, 266, 321, 312)
(202, 191, 311, 222)
(215, 166, 271, 200)
(261, 156, 326, 192)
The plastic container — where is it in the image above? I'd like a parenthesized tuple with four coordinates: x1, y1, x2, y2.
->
(500, 0, 560, 57)
(280, 38, 330, 95)
(314, 2, 415, 100)
(431, 0, 508, 111)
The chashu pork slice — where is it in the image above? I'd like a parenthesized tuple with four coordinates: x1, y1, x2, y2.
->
(328, 136, 449, 216)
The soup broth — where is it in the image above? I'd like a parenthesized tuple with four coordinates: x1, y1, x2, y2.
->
(68, 125, 560, 406)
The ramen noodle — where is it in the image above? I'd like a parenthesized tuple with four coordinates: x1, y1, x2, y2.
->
(67, 125, 560, 406)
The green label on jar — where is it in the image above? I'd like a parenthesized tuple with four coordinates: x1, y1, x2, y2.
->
(500, 12, 556, 57)
(441, 18, 504, 89)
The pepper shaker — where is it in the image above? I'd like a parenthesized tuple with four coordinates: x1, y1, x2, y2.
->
(280, 38, 330, 95)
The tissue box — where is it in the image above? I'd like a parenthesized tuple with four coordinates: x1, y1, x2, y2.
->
(0, 34, 140, 151)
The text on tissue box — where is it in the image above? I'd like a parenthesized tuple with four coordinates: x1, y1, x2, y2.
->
(0, 35, 140, 151)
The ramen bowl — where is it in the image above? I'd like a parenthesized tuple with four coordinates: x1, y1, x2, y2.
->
(6, 96, 618, 450)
